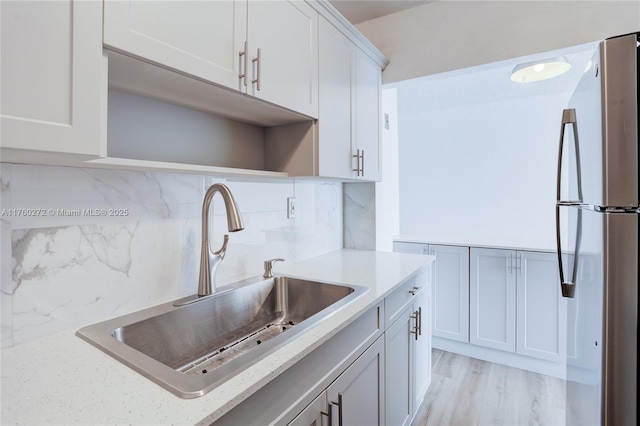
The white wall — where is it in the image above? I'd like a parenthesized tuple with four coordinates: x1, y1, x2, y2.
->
(375, 88, 400, 251)
(397, 90, 573, 250)
(0, 164, 343, 347)
(356, 0, 640, 83)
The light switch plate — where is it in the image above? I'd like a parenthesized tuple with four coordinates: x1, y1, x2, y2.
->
(287, 197, 296, 219)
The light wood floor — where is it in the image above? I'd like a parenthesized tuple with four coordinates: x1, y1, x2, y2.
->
(412, 349, 566, 426)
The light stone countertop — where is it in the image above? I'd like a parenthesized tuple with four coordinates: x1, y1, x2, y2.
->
(393, 234, 556, 253)
(1, 249, 434, 425)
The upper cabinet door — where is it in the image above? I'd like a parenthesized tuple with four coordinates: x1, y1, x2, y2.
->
(246, 0, 318, 118)
(1, 0, 103, 156)
(317, 17, 354, 179)
(354, 50, 382, 181)
(103, 0, 247, 92)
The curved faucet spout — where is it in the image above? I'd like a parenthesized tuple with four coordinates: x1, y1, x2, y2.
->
(198, 184, 244, 297)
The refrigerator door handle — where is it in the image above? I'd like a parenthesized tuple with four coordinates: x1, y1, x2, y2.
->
(556, 204, 582, 299)
(556, 108, 584, 204)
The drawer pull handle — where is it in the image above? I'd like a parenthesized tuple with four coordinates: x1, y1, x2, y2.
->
(409, 286, 421, 296)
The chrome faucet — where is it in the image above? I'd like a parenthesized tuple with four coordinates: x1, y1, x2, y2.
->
(198, 183, 244, 297)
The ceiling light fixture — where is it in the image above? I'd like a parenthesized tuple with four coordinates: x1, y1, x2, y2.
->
(510, 56, 571, 83)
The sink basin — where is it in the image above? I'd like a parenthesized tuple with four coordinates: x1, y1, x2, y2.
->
(76, 276, 367, 398)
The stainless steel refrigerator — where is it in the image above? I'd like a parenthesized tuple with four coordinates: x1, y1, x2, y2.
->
(555, 32, 638, 425)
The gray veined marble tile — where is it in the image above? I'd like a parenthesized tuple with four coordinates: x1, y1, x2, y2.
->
(343, 183, 376, 250)
(2, 164, 345, 347)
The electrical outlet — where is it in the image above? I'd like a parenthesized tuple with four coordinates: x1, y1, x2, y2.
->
(287, 197, 296, 219)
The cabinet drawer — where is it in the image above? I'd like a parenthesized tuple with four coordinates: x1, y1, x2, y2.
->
(385, 274, 425, 327)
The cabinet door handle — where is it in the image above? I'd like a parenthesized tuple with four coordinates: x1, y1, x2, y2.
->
(352, 149, 361, 176)
(417, 306, 422, 336)
(252, 48, 261, 91)
(239, 41, 248, 87)
(361, 149, 365, 176)
(321, 407, 332, 426)
(410, 310, 419, 340)
(329, 393, 343, 426)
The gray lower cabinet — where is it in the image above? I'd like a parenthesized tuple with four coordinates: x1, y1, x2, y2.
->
(288, 336, 386, 426)
(384, 305, 413, 426)
(289, 393, 327, 426)
(412, 288, 431, 410)
(326, 336, 385, 425)
(384, 275, 432, 426)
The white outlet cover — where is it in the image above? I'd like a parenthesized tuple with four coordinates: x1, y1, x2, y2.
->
(287, 197, 296, 219)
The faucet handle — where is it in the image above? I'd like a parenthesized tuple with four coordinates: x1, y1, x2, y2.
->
(213, 234, 230, 259)
(263, 258, 285, 278)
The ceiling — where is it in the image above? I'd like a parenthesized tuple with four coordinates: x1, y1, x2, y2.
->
(392, 42, 599, 114)
(328, 0, 433, 24)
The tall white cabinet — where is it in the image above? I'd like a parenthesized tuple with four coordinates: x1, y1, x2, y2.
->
(0, 0, 104, 156)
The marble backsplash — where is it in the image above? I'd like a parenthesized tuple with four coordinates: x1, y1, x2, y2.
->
(0, 164, 343, 348)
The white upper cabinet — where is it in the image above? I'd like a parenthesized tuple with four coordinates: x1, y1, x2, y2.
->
(103, 0, 247, 92)
(1, 0, 104, 156)
(246, 1, 318, 118)
(103, 0, 318, 118)
(317, 17, 354, 179)
(316, 17, 382, 181)
(353, 49, 382, 181)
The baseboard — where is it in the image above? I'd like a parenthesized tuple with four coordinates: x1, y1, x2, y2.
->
(433, 337, 566, 379)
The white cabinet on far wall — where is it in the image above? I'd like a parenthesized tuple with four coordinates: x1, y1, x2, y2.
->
(470, 248, 517, 352)
(103, 0, 318, 118)
(429, 244, 470, 343)
(393, 242, 469, 343)
(516, 251, 567, 362)
(0, 0, 104, 157)
(470, 247, 566, 361)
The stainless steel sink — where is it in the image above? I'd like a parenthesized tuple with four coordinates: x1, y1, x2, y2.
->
(76, 276, 367, 398)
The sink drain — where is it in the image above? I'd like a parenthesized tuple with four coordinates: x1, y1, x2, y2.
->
(177, 319, 297, 375)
